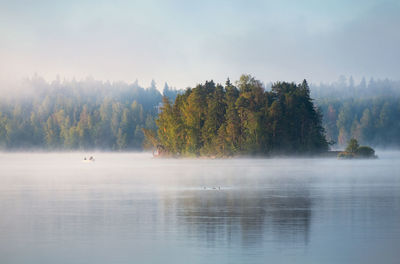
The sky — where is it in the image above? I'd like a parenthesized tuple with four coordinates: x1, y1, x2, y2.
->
(0, 0, 399, 89)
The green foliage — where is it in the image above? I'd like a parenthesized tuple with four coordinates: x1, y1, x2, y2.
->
(338, 139, 376, 159)
(345, 138, 359, 154)
(318, 96, 400, 147)
(356, 146, 375, 157)
(2, 74, 398, 152)
(0, 77, 165, 150)
(151, 75, 329, 156)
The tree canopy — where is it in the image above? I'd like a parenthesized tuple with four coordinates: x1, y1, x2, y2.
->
(0, 77, 169, 150)
(151, 75, 329, 156)
(317, 96, 400, 147)
(0, 74, 399, 151)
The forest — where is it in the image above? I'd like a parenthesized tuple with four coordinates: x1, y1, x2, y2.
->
(0, 76, 175, 150)
(0, 75, 399, 151)
(152, 75, 328, 156)
(317, 95, 400, 147)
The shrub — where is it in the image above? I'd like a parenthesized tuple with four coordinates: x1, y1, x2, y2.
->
(356, 146, 375, 158)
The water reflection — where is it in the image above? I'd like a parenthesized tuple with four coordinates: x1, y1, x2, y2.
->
(1, 153, 400, 264)
(165, 186, 312, 249)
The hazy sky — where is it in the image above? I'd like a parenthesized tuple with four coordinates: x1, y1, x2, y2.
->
(0, 0, 399, 88)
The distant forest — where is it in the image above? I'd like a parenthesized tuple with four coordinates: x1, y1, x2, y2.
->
(311, 77, 400, 148)
(0, 77, 176, 150)
(0, 75, 399, 150)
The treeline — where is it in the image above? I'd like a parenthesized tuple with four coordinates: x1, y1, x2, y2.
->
(0, 76, 177, 150)
(309, 76, 400, 147)
(317, 97, 400, 147)
(310, 76, 400, 99)
(153, 75, 328, 156)
(1, 75, 399, 151)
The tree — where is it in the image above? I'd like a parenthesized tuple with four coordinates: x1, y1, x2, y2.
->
(345, 138, 359, 154)
(201, 84, 226, 153)
(224, 80, 240, 152)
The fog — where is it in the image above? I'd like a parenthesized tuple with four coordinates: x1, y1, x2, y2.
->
(1, 0, 400, 151)
(1, 0, 399, 88)
(1, 1, 399, 263)
(0, 152, 399, 263)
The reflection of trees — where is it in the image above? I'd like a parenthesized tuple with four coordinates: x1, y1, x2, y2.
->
(166, 188, 312, 248)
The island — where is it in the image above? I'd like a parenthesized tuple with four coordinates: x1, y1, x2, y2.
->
(144, 75, 330, 157)
(338, 138, 377, 159)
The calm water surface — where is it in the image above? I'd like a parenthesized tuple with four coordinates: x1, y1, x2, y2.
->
(0, 152, 399, 264)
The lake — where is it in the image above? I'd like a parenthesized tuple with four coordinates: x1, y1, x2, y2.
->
(0, 152, 399, 264)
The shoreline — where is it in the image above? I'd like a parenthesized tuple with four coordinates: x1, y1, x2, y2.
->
(153, 151, 344, 159)
(0, 150, 382, 159)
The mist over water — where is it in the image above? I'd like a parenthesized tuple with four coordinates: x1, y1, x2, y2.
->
(0, 152, 399, 264)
